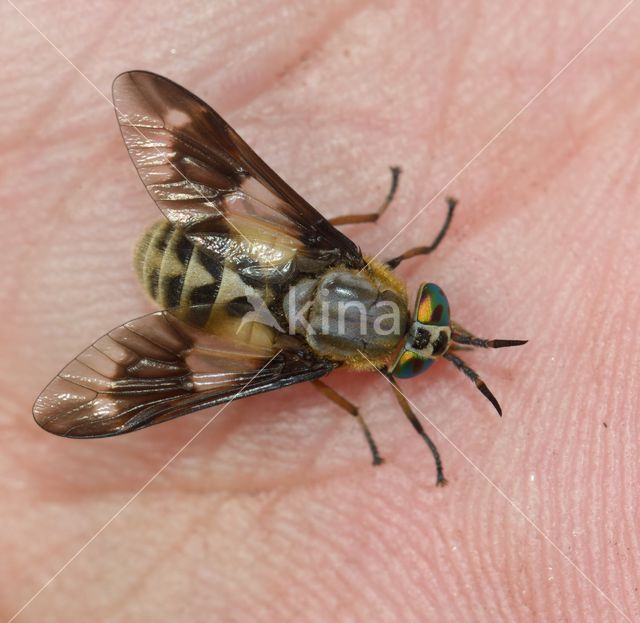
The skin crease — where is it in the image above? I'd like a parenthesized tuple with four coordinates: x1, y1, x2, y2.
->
(1, 0, 639, 621)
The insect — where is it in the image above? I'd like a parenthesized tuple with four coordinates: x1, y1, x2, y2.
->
(33, 71, 526, 486)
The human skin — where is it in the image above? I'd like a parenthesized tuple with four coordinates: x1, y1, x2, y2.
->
(1, 1, 639, 621)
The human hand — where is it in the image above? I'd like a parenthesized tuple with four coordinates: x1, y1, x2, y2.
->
(2, 2, 638, 621)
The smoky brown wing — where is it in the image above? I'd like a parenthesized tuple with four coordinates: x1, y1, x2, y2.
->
(33, 311, 335, 438)
(112, 71, 364, 275)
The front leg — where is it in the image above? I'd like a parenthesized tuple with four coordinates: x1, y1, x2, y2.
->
(329, 166, 401, 226)
(384, 371, 447, 487)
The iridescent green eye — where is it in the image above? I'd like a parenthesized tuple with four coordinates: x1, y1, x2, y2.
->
(390, 283, 451, 379)
(416, 283, 450, 326)
(391, 349, 437, 379)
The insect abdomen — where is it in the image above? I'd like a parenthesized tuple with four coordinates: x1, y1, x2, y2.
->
(134, 221, 223, 325)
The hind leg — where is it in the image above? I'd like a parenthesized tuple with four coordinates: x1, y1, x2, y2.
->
(329, 167, 401, 226)
(311, 379, 384, 465)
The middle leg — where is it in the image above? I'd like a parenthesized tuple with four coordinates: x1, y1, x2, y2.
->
(386, 196, 457, 269)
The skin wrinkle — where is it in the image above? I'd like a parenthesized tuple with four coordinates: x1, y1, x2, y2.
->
(494, 525, 524, 619)
(556, 175, 636, 611)
(113, 528, 190, 613)
(310, 498, 406, 621)
(192, 502, 260, 617)
(437, 539, 473, 620)
(472, 495, 511, 616)
(224, 496, 315, 619)
(353, 530, 411, 619)
(433, 3, 480, 142)
(266, 3, 365, 90)
(272, 524, 347, 620)
(612, 317, 639, 615)
(198, 2, 363, 116)
(484, 494, 514, 616)
(2, 1, 640, 622)
(378, 513, 454, 621)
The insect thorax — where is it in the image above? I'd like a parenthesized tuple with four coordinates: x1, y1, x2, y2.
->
(284, 261, 409, 368)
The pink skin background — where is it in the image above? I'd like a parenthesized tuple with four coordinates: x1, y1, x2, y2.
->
(1, 1, 639, 621)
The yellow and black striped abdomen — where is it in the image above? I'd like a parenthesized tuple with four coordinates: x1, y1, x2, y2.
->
(134, 221, 224, 326)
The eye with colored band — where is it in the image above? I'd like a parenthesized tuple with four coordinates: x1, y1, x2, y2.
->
(391, 349, 437, 379)
(416, 283, 450, 326)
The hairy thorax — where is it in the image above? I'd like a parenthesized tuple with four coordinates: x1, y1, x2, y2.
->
(284, 260, 409, 369)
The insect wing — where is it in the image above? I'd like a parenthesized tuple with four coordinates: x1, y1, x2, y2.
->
(33, 310, 335, 438)
(112, 71, 364, 277)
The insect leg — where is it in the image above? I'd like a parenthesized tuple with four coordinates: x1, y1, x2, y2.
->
(329, 167, 401, 226)
(385, 197, 456, 269)
(443, 352, 502, 416)
(311, 379, 384, 465)
(384, 372, 447, 486)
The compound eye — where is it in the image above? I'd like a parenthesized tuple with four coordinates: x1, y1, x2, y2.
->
(391, 349, 436, 379)
(416, 283, 450, 326)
